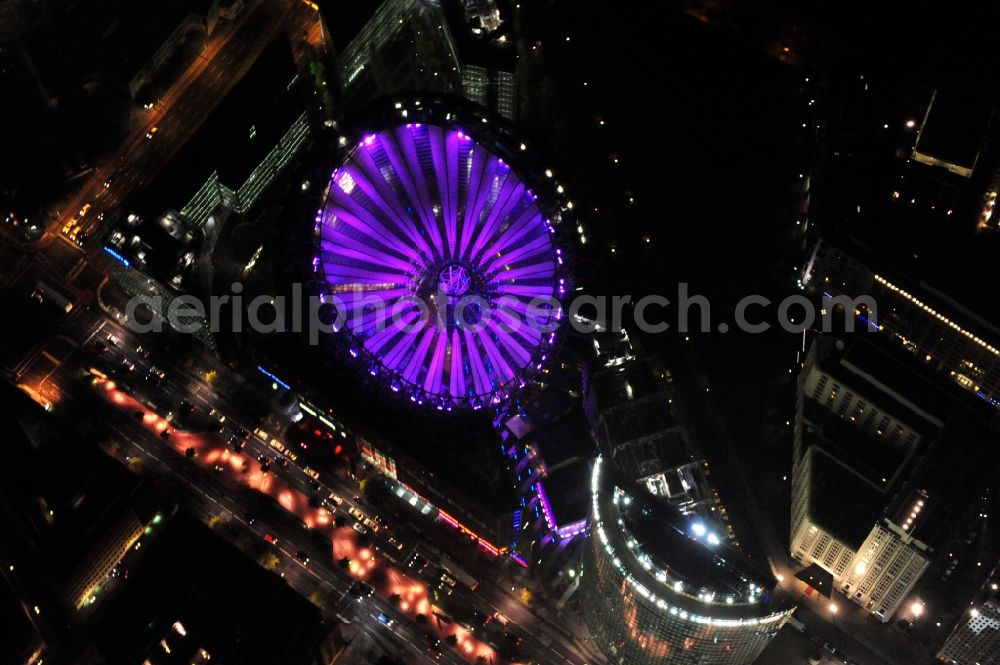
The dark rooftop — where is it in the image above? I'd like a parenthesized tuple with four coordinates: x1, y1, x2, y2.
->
(914, 89, 991, 172)
(542, 458, 592, 530)
(0, 575, 42, 665)
(90, 512, 328, 665)
(603, 397, 679, 447)
(532, 404, 596, 469)
(816, 335, 955, 426)
(610, 427, 694, 480)
(805, 446, 886, 548)
(24, 0, 215, 94)
(800, 398, 912, 487)
(816, 74, 1000, 325)
(2, 392, 140, 578)
(586, 357, 670, 412)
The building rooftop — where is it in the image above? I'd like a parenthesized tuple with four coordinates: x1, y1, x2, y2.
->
(805, 446, 886, 547)
(817, 336, 951, 428)
(586, 357, 671, 411)
(912, 89, 991, 177)
(541, 458, 592, 532)
(24, 0, 215, 95)
(89, 512, 329, 664)
(133, 37, 303, 216)
(604, 398, 680, 448)
(533, 405, 597, 470)
(591, 458, 786, 620)
(0, 576, 43, 665)
(801, 398, 912, 487)
(3, 392, 141, 579)
(815, 74, 1000, 324)
(610, 427, 693, 480)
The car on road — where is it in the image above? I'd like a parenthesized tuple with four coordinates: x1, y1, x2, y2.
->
(146, 126, 159, 139)
(294, 550, 309, 565)
(461, 610, 490, 633)
(347, 581, 374, 602)
(425, 646, 442, 661)
(212, 463, 224, 474)
(263, 532, 278, 546)
(786, 616, 807, 634)
(230, 435, 246, 452)
(408, 552, 429, 571)
(822, 642, 848, 663)
(376, 612, 394, 626)
(351, 522, 368, 535)
(121, 359, 135, 372)
(95, 340, 108, 353)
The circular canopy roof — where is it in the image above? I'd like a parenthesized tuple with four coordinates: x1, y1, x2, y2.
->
(314, 121, 568, 409)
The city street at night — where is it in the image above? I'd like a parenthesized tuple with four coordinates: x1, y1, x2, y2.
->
(4, 2, 1000, 665)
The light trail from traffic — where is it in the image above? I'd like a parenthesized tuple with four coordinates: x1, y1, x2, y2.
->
(89, 374, 498, 663)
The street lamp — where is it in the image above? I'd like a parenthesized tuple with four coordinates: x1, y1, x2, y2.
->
(911, 601, 924, 619)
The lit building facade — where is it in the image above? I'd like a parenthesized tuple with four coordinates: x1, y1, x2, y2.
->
(837, 520, 930, 618)
(938, 600, 1000, 665)
(65, 507, 148, 609)
(583, 339, 733, 544)
(790, 336, 946, 622)
(338, 0, 461, 100)
(800, 237, 1000, 410)
(580, 457, 793, 665)
(462, 64, 516, 121)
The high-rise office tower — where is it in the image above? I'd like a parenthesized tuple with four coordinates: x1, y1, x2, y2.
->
(580, 457, 793, 665)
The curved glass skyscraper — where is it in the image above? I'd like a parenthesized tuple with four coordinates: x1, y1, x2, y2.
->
(580, 457, 794, 665)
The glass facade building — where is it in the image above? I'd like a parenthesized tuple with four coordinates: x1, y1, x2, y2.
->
(580, 457, 793, 665)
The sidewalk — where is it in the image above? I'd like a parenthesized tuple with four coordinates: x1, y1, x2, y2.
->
(780, 575, 936, 665)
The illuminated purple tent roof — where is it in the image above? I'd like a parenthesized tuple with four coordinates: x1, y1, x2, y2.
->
(314, 122, 568, 409)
